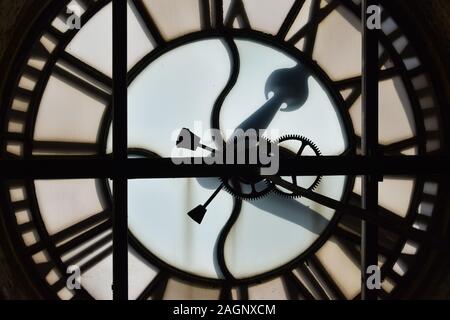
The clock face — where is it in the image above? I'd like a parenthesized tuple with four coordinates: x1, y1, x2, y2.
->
(0, 0, 445, 300)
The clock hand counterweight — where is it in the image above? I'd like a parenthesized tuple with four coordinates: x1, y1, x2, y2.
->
(233, 64, 310, 135)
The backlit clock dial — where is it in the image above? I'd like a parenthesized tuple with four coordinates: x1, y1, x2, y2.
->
(0, 0, 445, 300)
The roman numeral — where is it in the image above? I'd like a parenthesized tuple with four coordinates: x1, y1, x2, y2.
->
(224, 0, 251, 29)
(295, 263, 331, 299)
(130, 0, 165, 46)
(307, 256, 346, 299)
(302, 0, 321, 57)
(200, 0, 212, 29)
(137, 272, 169, 300)
(283, 272, 314, 300)
(287, 0, 339, 54)
(28, 210, 111, 298)
(335, 67, 400, 92)
(336, 67, 399, 110)
(380, 137, 418, 155)
(335, 214, 395, 262)
(277, 0, 307, 40)
(51, 210, 110, 244)
(198, 0, 225, 30)
(25, 210, 112, 277)
(53, 58, 111, 102)
(60, 52, 112, 89)
(53, 211, 112, 273)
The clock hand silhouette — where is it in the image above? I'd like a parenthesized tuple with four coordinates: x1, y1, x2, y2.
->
(183, 64, 310, 224)
(232, 64, 310, 136)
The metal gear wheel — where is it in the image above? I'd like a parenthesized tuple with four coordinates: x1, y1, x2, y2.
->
(273, 135, 322, 198)
(219, 134, 274, 200)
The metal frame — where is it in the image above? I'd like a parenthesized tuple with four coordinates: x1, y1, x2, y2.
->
(361, 0, 379, 300)
(112, 0, 128, 301)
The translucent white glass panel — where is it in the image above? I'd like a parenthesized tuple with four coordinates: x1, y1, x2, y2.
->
(127, 39, 230, 157)
(46, 268, 61, 286)
(57, 287, 75, 300)
(9, 186, 26, 202)
(350, 77, 415, 145)
(40, 34, 57, 54)
(128, 248, 158, 300)
(382, 278, 395, 293)
(378, 178, 414, 218)
(22, 231, 40, 246)
(12, 98, 30, 112)
(354, 177, 415, 218)
(313, 5, 361, 80)
(220, 40, 347, 155)
(32, 251, 50, 264)
(15, 209, 32, 225)
(34, 179, 105, 235)
(66, 3, 112, 77)
(143, 0, 201, 41)
(316, 239, 360, 299)
(129, 178, 234, 279)
(163, 279, 220, 300)
(248, 278, 288, 300)
(34, 75, 106, 143)
(67, 2, 153, 74)
(378, 77, 416, 143)
(128, 1, 154, 70)
(6, 143, 23, 157)
(19, 75, 37, 91)
(393, 259, 407, 277)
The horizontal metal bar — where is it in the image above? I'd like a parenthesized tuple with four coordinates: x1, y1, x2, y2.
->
(0, 156, 449, 179)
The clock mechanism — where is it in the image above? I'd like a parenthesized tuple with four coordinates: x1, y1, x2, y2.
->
(273, 135, 322, 199)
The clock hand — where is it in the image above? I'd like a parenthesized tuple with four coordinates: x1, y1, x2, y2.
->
(187, 183, 224, 224)
(232, 64, 310, 136)
(176, 128, 216, 153)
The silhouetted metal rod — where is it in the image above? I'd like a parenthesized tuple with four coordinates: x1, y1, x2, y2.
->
(0, 156, 449, 179)
(112, 0, 128, 301)
(361, 0, 379, 300)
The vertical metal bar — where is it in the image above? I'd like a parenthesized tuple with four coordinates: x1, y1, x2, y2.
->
(361, 0, 379, 300)
(112, 0, 128, 300)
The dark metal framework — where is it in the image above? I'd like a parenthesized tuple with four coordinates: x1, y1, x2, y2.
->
(361, 0, 379, 300)
(112, 0, 128, 301)
(0, 0, 448, 301)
